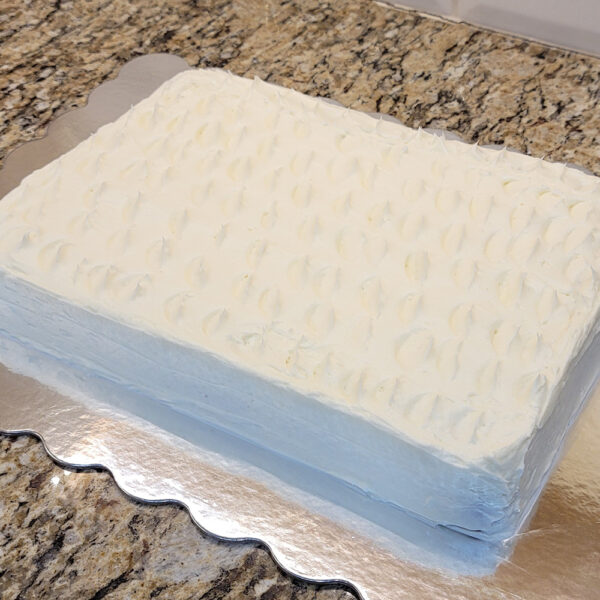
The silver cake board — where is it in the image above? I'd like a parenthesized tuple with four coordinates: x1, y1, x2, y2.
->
(0, 54, 599, 600)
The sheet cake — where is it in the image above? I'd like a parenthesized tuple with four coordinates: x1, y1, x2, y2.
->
(1, 69, 599, 550)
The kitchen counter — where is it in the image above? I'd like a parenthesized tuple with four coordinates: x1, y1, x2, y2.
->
(2, 0, 599, 175)
(0, 435, 354, 599)
(1, 0, 600, 598)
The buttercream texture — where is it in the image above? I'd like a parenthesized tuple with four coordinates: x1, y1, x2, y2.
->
(1, 69, 599, 469)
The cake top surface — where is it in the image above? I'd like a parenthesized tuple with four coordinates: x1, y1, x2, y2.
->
(1, 69, 599, 467)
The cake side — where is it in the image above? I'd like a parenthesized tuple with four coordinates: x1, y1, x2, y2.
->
(514, 319, 600, 533)
(0, 271, 519, 541)
(1, 69, 599, 471)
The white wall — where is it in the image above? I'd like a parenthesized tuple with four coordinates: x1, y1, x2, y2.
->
(389, 0, 600, 57)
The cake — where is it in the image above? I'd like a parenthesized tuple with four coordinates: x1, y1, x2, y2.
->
(0, 69, 599, 550)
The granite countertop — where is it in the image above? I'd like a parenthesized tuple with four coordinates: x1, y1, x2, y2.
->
(1, 0, 600, 598)
(0, 436, 355, 599)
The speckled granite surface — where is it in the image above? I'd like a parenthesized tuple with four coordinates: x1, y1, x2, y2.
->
(0, 435, 355, 599)
(1, 0, 600, 598)
(1, 0, 600, 175)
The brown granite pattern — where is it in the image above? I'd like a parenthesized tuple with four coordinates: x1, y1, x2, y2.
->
(1, 0, 600, 176)
(2, 0, 600, 598)
(0, 435, 356, 599)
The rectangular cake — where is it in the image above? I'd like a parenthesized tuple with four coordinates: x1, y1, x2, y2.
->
(0, 69, 599, 548)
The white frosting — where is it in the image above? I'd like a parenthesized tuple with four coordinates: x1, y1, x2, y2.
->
(1, 69, 600, 471)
